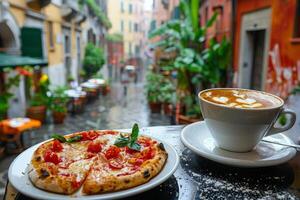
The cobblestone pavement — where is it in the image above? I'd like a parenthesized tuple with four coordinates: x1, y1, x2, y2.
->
(0, 82, 171, 198)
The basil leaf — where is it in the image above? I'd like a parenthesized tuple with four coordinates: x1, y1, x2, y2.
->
(114, 136, 130, 147)
(113, 124, 141, 151)
(130, 123, 139, 144)
(66, 135, 82, 143)
(51, 134, 66, 143)
(128, 142, 141, 151)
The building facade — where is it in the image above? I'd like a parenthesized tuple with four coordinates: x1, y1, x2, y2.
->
(107, 0, 145, 60)
(0, 0, 108, 117)
(233, 0, 300, 98)
(199, 0, 232, 43)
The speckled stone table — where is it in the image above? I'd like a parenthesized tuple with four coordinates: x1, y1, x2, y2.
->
(4, 125, 300, 200)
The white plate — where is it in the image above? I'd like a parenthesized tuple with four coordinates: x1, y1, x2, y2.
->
(8, 137, 179, 200)
(181, 121, 296, 167)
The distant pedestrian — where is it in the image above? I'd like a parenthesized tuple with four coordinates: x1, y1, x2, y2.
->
(121, 69, 129, 96)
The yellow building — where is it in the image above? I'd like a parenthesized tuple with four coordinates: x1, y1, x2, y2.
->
(0, 0, 107, 117)
(0, 0, 86, 85)
(107, 0, 145, 60)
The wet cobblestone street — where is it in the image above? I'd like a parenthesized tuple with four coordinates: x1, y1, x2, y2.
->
(0, 82, 171, 198)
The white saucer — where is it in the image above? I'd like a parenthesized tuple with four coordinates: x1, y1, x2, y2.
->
(181, 121, 297, 167)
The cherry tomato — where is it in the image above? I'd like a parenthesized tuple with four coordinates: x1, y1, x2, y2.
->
(71, 181, 81, 189)
(43, 151, 61, 164)
(81, 131, 98, 141)
(109, 160, 124, 169)
(104, 130, 118, 135)
(87, 142, 102, 153)
(138, 138, 152, 147)
(105, 146, 121, 159)
(141, 148, 155, 160)
(51, 140, 63, 152)
(125, 146, 138, 154)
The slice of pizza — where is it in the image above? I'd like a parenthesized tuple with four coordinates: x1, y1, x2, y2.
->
(28, 130, 104, 194)
(82, 130, 168, 194)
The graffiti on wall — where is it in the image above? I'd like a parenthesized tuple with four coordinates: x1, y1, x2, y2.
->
(267, 44, 300, 98)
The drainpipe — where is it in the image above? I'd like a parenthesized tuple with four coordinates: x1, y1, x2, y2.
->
(229, 0, 237, 87)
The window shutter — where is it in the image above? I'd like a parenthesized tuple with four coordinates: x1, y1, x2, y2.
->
(21, 27, 43, 58)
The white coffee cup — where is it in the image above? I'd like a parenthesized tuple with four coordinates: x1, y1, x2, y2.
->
(198, 88, 296, 152)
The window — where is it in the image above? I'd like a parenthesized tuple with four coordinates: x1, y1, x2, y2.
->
(293, 0, 300, 38)
(135, 45, 140, 54)
(120, 1, 124, 13)
(21, 27, 43, 58)
(120, 20, 124, 32)
(48, 21, 54, 49)
(129, 21, 132, 32)
(129, 42, 132, 55)
(134, 23, 138, 32)
(213, 6, 223, 34)
(129, 4, 133, 14)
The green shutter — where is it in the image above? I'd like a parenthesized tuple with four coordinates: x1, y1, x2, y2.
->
(21, 27, 43, 58)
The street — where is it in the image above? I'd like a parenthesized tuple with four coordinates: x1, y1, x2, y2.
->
(0, 82, 171, 198)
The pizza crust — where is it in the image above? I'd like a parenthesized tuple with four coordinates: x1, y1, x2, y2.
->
(28, 165, 68, 194)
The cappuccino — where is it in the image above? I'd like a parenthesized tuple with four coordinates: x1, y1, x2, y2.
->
(200, 89, 281, 109)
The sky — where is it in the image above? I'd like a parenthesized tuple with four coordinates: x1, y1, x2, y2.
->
(144, 0, 153, 11)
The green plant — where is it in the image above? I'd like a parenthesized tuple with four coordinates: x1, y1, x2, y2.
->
(29, 74, 50, 107)
(67, 75, 75, 82)
(30, 93, 48, 107)
(182, 95, 201, 117)
(0, 70, 20, 119)
(291, 84, 300, 95)
(106, 33, 123, 42)
(160, 79, 176, 104)
(149, 0, 231, 94)
(145, 71, 164, 103)
(79, 0, 112, 29)
(91, 71, 104, 79)
(83, 43, 105, 78)
(49, 86, 69, 113)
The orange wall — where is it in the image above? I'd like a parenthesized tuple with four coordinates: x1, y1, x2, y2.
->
(200, 0, 232, 42)
(234, 0, 300, 97)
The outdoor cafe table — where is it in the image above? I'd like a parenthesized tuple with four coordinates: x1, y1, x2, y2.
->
(4, 125, 300, 200)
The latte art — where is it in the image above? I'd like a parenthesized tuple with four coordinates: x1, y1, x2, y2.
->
(201, 89, 281, 109)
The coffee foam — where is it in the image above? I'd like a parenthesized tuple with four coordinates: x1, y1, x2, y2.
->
(201, 89, 281, 109)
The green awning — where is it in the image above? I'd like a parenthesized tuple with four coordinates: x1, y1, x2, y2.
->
(0, 53, 48, 69)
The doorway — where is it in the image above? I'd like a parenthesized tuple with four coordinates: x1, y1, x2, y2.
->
(249, 30, 266, 90)
(238, 8, 271, 90)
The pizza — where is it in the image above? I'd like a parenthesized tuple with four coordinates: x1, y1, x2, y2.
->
(28, 124, 168, 195)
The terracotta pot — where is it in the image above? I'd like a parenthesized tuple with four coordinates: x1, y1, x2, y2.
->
(177, 114, 202, 125)
(26, 105, 46, 123)
(52, 111, 67, 124)
(102, 85, 110, 96)
(149, 102, 162, 113)
(163, 103, 173, 115)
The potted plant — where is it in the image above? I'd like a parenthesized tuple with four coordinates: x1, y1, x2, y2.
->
(149, 0, 231, 123)
(50, 86, 69, 124)
(83, 43, 105, 79)
(0, 70, 20, 120)
(145, 71, 163, 113)
(160, 78, 175, 115)
(177, 95, 202, 124)
(26, 74, 50, 123)
(26, 93, 48, 123)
